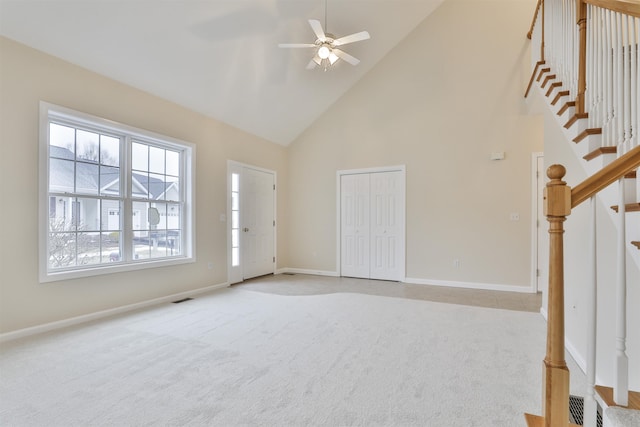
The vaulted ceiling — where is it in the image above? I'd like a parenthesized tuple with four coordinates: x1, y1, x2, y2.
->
(0, 0, 445, 145)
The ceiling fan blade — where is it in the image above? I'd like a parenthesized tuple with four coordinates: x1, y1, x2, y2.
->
(306, 59, 318, 70)
(333, 31, 370, 46)
(278, 43, 316, 48)
(333, 48, 360, 66)
(308, 19, 326, 41)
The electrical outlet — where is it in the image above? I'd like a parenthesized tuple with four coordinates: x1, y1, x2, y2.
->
(510, 213, 520, 221)
(207, 262, 213, 270)
(453, 259, 460, 269)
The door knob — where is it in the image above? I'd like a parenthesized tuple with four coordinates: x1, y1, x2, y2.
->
(244, 227, 249, 232)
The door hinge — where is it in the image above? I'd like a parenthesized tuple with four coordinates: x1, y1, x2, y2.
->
(273, 184, 276, 190)
(273, 256, 276, 263)
(273, 220, 276, 226)
(536, 269, 540, 277)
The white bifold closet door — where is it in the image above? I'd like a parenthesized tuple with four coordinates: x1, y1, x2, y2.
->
(340, 171, 404, 281)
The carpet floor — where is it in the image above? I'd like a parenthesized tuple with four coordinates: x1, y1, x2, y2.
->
(1, 288, 555, 426)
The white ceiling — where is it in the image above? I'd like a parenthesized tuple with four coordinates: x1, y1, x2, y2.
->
(0, 0, 444, 146)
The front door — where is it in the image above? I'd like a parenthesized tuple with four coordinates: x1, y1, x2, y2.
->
(227, 162, 275, 284)
(243, 167, 275, 280)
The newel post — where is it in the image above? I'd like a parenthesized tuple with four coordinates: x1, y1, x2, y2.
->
(542, 165, 572, 427)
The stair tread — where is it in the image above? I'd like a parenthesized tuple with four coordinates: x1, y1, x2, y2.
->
(583, 146, 617, 161)
(558, 101, 576, 116)
(595, 386, 640, 410)
(565, 113, 589, 129)
(551, 90, 570, 105)
(632, 241, 640, 249)
(573, 128, 602, 143)
(610, 203, 640, 213)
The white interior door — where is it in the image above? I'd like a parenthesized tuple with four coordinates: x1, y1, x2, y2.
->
(341, 174, 370, 278)
(242, 167, 275, 280)
(370, 171, 403, 281)
(339, 168, 405, 281)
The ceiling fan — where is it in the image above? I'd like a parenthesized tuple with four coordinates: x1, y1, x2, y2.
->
(278, 4, 370, 70)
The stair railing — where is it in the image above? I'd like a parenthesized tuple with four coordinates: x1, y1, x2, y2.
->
(529, 0, 640, 153)
(525, 144, 640, 427)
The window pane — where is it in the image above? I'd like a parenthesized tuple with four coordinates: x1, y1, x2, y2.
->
(231, 173, 239, 192)
(149, 173, 167, 200)
(149, 231, 167, 259)
(232, 247, 239, 267)
(166, 203, 180, 230)
(166, 150, 179, 176)
(132, 172, 149, 199)
(77, 232, 101, 266)
(132, 201, 149, 231)
(167, 230, 181, 256)
(149, 146, 165, 174)
(150, 203, 167, 229)
(48, 232, 76, 269)
(232, 229, 239, 247)
(76, 198, 100, 231)
(76, 130, 100, 163)
(231, 210, 239, 229)
(231, 191, 239, 210)
(76, 162, 99, 195)
(102, 200, 121, 231)
(133, 231, 150, 260)
(100, 135, 119, 166)
(102, 232, 121, 263)
(48, 197, 72, 231)
(100, 165, 120, 196)
(49, 123, 75, 154)
(131, 142, 148, 172)
(166, 176, 180, 202)
(49, 158, 75, 192)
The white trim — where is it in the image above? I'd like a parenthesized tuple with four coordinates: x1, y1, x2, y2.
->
(531, 152, 544, 293)
(336, 165, 406, 280)
(0, 282, 229, 343)
(276, 268, 339, 277)
(403, 277, 537, 293)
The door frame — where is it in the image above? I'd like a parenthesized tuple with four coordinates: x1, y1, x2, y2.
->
(227, 160, 277, 285)
(530, 152, 545, 293)
(336, 165, 406, 281)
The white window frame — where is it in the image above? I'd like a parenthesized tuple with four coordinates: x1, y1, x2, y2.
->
(39, 102, 196, 283)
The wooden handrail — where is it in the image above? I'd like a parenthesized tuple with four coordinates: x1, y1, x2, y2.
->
(584, 0, 640, 17)
(572, 145, 640, 208)
(527, 0, 543, 39)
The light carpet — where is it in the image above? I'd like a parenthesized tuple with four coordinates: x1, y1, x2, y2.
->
(1, 288, 548, 426)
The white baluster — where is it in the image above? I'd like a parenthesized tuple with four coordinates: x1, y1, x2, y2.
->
(584, 196, 598, 427)
(614, 178, 629, 406)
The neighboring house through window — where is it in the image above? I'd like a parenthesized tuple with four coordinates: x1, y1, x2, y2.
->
(40, 102, 195, 282)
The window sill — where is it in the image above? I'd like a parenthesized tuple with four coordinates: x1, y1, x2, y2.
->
(39, 256, 196, 283)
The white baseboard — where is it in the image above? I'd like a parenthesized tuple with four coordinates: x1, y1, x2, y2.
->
(403, 277, 537, 294)
(276, 268, 339, 277)
(0, 281, 229, 343)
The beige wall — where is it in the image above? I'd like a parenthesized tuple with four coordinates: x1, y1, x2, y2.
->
(286, 0, 543, 287)
(0, 37, 289, 333)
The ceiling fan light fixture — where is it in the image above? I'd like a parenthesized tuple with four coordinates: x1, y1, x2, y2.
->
(317, 45, 331, 59)
(328, 52, 339, 65)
